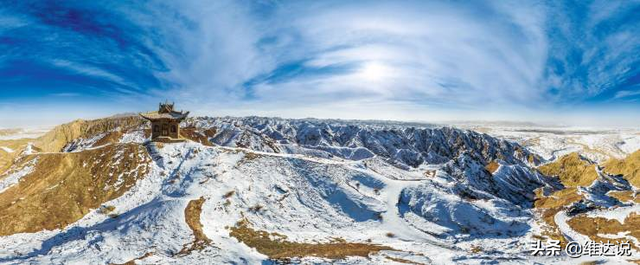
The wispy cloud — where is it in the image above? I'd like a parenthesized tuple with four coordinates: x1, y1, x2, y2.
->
(0, 0, 639, 127)
(151, 0, 553, 115)
(50, 92, 81, 97)
(614, 89, 640, 99)
(248, 1, 548, 108)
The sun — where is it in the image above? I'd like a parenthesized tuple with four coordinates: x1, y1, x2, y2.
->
(358, 62, 391, 82)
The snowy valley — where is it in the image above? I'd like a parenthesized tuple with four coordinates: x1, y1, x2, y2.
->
(0, 116, 638, 264)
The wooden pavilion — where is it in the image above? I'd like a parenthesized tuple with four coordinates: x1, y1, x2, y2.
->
(140, 102, 189, 142)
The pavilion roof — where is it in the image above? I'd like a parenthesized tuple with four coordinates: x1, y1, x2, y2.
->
(139, 110, 189, 120)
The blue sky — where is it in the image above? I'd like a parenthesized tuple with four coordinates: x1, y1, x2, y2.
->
(0, 0, 639, 127)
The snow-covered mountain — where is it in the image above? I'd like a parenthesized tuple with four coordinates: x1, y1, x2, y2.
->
(465, 124, 640, 163)
(184, 117, 556, 206)
(0, 116, 637, 264)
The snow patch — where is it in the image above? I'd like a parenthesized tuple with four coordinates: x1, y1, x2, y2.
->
(0, 147, 14, 153)
(0, 159, 37, 193)
(120, 130, 147, 144)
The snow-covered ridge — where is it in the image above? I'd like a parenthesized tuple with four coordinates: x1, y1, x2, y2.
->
(475, 125, 640, 163)
(0, 116, 637, 264)
(45, 116, 554, 206)
(0, 141, 541, 264)
(180, 117, 557, 206)
(186, 116, 541, 168)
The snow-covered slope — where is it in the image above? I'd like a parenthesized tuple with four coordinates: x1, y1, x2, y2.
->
(0, 116, 637, 264)
(473, 125, 640, 163)
(183, 117, 555, 206)
(0, 141, 536, 264)
(188, 116, 541, 167)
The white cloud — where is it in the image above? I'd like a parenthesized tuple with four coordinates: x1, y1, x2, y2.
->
(614, 89, 640, 99)
(5, 0, 637, 127)
(138, 1, 275, 102)
(223, 1, 549, 111)
(109, 0, 639, 126)
(50, 59, 139, 91)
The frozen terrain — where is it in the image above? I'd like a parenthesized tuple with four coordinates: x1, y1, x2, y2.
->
(0, 116, 637, 264)
(459, 123, 640, 163)
(0, 128, 48, 140)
